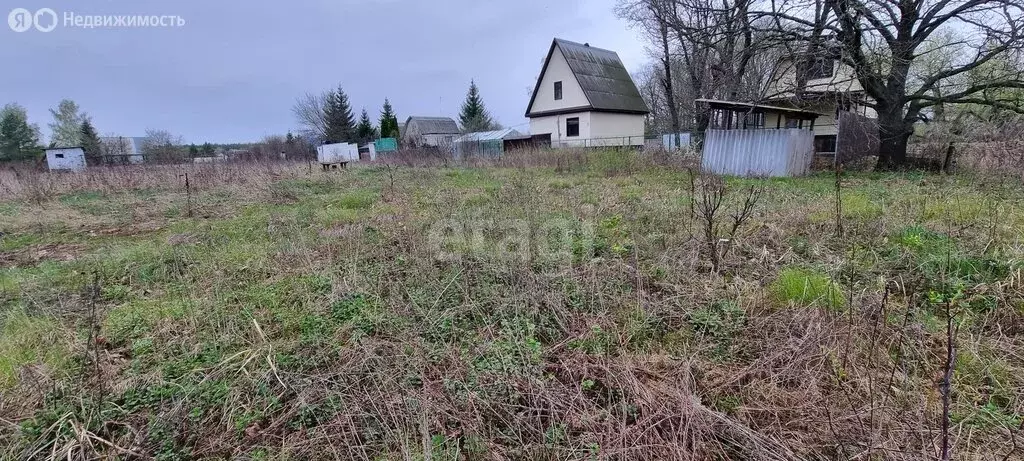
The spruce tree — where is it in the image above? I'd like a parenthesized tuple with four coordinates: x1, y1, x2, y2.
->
(379, 98, 400, 139)
(355, 109, 378, 144)
(458, 80, 496, 133)
(323, 85, 356, 144)
(79, 118, 102, 164)
(322, 91, 338, 143)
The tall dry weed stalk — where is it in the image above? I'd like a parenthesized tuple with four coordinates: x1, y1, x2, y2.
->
(834, 164, 844, 238)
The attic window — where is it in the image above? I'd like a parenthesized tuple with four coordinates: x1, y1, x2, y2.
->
(554, 81, 562, 100)
(566, 117, 580, 137)
(798, 57, 834, 80)
(55, 153, 65, 158)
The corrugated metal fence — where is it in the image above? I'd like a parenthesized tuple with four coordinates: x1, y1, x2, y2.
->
(701, 129, 814, 177)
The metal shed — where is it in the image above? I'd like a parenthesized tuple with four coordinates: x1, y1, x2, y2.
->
(453, 128, 524, 159)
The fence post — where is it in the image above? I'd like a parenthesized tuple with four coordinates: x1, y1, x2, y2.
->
(179, 172, 192, 218)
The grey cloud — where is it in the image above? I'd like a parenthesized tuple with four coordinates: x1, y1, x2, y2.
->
(0, 0, 645, 143)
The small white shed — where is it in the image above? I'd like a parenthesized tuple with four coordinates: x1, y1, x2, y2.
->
(45, 147, 86, 171)
(317, 143, 359, 164)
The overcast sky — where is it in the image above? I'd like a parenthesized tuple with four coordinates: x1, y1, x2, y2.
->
(0, 0, 648, 143)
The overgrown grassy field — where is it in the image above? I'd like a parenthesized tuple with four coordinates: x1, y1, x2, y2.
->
(1, 153, 1022, 460)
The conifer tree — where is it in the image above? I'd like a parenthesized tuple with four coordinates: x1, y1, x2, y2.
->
(458, 80, 497, 133)
(379, 98, 400, 139)
(323, 85, 356, 143)
(355, 109, 378, 144)
(79, 118, 102, 164)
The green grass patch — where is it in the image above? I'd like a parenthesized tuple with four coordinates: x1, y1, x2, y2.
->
(0, 232, 41, 252)
(0, 310, 71, 389)
(443, 169, 502, 189)
(772, 267, 844, 308)
(104, 297, 196, 344)
(58, 191, 125, 217)
(0, 202, 20, 216)
(332, 189, 378, 210)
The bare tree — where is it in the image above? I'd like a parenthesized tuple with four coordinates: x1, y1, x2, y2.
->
(633, 64, 668, 133)
(251, 135, 288, 161)
(757, 0, 1024, 169)
(657, 18, 683, 139)
(99, 135, 132, 166)
(618, 0, 783, 144)
(620, 2, 682, 137)
(140, 129, 184, 164)
(292, 91, 328, 144)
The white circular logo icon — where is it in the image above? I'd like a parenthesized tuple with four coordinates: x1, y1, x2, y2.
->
(33, 8, 56, 32)
(8, 8, 33, 32)
(8, 8, 58, 32)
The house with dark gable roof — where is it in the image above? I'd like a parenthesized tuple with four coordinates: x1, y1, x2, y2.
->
(402, 116, 461, 149)
(525, 38, 649, 148)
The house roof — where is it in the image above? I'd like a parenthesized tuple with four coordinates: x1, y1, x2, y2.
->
(526, 38, 649, 117)
(99, 136, 146, 155)
(696, 98, 822, 119)
(454, 128, 523, 143)
(404, 116, 460, 135)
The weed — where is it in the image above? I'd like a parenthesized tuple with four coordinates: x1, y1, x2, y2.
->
(688, 300, 746, 360)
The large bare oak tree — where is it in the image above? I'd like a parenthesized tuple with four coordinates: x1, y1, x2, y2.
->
(623, 0, 1024, 168)
(761, 0, 1024, 168)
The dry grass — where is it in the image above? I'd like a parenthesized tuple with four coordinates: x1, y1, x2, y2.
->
(0, 151, 1022, 460)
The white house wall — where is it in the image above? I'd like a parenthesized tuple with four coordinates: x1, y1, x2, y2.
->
(528, 46, 590, 114)
(530, 112, 591, 147)
(770, 58, 865, 96)
(588, 112, 645, 146)
(46, 148, 86, 171)
(530, 112, 645, 147)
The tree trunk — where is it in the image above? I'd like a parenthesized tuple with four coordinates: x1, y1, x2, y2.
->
(659, 22, 681, 142)
(693, 106, 711, 151)
(941, 141, 955, 174)
(875, 105, 911, 171)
